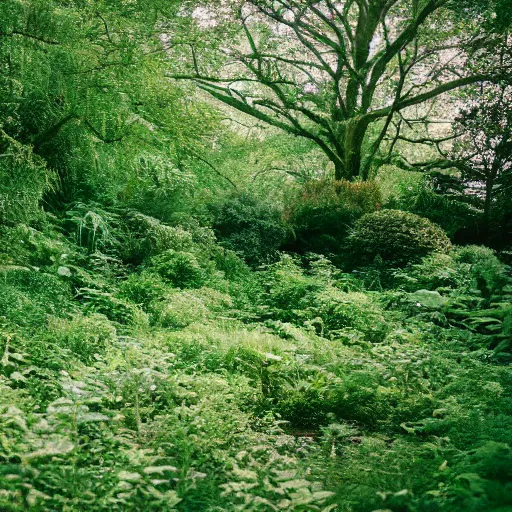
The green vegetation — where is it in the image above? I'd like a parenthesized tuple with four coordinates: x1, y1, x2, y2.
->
(347, 209, 452, 266)
(1, 1, 511, 511)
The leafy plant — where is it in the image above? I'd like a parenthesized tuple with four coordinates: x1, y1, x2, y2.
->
(150, 250, 211, 289)
(347, 209, 452, 266)
(208, 193, 290, 266)
(287, 179, 382, 255)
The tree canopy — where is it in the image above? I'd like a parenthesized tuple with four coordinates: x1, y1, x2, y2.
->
(170, 0, 512, 180)
(0, 0, 220, 213)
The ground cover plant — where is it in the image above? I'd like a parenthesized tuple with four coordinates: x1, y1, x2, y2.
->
(1, 1, 511, 511)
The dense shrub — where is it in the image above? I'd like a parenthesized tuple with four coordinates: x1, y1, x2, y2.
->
(394, 252, 474, 292)
(0, 133, 49, 224)
(454, 245, 508, 295)
(287, 179, 382, 255)
(64, 203, 123, 254)
(347, 209, 452, 266)
(122, 212, 194, 263)
(208, 193, 290, 266)
(77, 287, 147, 326)
(0, 224, 76, 270)
(259, 254, 323, 321)
(118, 271, 169, 309)
(150, 250, 212, 288)
(0, 268, 72, 327)
(155, 290, 210, 329)
(396, 245, 508, 296)
(309, 289, 390, 341)
(382, 171, 478, 238)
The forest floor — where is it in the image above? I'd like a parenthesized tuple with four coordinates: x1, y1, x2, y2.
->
(0, 217, 511, 512)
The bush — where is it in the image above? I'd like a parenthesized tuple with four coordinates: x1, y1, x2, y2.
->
(309, 289, 389, 341)
(0, 224, 76, 270)
(396, 245, 508, 296)
(287, 179, 382, 255)
(454, 245, 508, 295)
(46, 314, 117, 364)
(122, 212, 194, 263)
(77, 287, 147, 326)
(394, 252, 473, 292)
(347, 209, 452, 267)
(259, 254, 323, 321)
(150, 250, 211, 289)
(0, 132, 49, 224)
(0, 268, 72, 327)
(208, 193, 289, 266)
(383, 171, 477, 238)
(118, 271, 168, 310)
(64, 202, 122, 254)
(155, 290, 210, 329)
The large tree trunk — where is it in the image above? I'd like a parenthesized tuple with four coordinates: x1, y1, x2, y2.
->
(333, 120, 369, 181)
(334, 161, 345, 181)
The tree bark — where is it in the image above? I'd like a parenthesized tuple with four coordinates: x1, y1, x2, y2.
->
(334, 160, 345, 181)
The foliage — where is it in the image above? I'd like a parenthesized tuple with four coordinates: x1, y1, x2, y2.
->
(347, 209, 452, 266)
(118, 271, 169, 311)
(452, 84, 512, 246)
(384, 172, 478, 238)
(395, 245, 507, 295)
(171, 0, 511, 180)
(208, 193, 290, 266)
(1, 2, 511, 511)
(0, 132, 49, 224)
(150, 250, 212, 289)
(64, 203, 122, 254)
(0, 268, 72, 328)
(77, 287, 147, 326)
(308, 289, 390, 342)
(122, 213, 194, 263)
(287, 179, 382, 255)
(45, 314, 117, 365)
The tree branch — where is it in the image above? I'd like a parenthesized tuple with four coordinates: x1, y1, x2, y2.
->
(0, 30, 60, 45)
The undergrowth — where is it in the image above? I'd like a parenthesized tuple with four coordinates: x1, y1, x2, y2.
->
(0, 213, 511, 512)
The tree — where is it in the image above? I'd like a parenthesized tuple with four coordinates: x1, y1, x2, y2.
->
(171, 0, 512, 180)
(452, 83, 512, 244)
(0, 0, 220, 211)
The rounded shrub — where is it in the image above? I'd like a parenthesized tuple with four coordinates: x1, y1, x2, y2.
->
(347, 209, 451, 266)
(208, 193, 290, 266)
